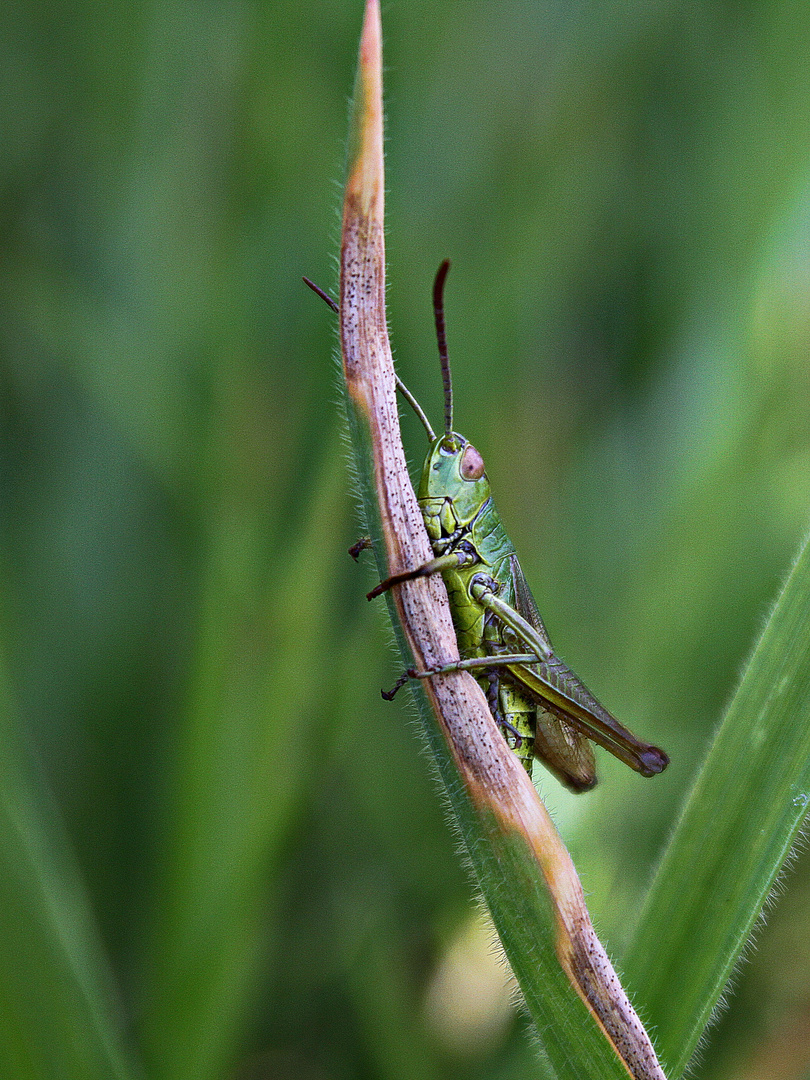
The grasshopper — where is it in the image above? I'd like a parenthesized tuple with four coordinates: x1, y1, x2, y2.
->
(304, 265, 668, 791)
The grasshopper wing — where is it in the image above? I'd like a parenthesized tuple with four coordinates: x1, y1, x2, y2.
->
(504, 556, 668, 779)
(507, 556, 597, 791)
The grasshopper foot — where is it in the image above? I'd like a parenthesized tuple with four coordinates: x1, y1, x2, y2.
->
(381, 669, 417, 701)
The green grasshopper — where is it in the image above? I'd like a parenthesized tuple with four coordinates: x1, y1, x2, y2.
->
(304, 265, 668, 791)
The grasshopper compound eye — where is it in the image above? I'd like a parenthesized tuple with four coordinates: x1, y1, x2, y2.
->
(460, 443, 485, 480)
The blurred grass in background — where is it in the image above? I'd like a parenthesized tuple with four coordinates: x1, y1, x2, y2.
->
(3, 0, 810, 1078)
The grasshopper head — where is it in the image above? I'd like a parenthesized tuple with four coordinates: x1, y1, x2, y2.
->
(411, 263, 492, 540)
(417, 434, 491, 539)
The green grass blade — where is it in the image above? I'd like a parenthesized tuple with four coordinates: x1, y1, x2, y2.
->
(0, 657, 139, 1080)
(623, 532, 810, 1076)
(138, 438, 347, 1080)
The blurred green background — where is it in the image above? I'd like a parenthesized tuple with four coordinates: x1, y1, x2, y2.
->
(3, 0, 810, 1078)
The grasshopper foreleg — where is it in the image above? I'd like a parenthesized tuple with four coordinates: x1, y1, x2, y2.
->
(367, 549, 475, 600)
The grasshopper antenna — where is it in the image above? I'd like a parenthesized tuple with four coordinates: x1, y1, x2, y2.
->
(302, 276, 436, 441)
(432, 260, 453, 439)
(396, 378, 435, 441)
